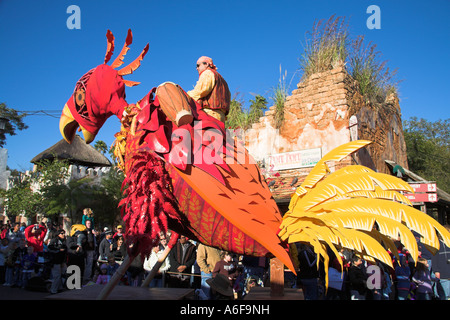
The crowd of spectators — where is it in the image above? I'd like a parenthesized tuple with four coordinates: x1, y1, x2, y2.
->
(0, 213, 449, 300)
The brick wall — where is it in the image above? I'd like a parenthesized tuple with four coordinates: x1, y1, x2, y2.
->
(246, 64, 408, 203)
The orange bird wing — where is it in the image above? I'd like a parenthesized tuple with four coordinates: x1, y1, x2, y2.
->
(172, 142, 295, 272)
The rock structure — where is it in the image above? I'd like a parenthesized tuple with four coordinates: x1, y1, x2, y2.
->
(246, 65, 408, 207)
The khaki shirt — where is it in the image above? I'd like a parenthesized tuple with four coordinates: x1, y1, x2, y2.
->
(196, 243, 223, 274)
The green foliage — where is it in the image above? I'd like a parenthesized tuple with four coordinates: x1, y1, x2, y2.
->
(0, 102, 28, 148)
(271, 67, 289, 128)
(89, 167, 126, 227)
(300, 15, 348, 79)
(348, 36, 400, 104)
(94, 140, 108, 155)
(403, 117, 450, 193)
(226, 93, 268, 130)
(2, 156, 125, 227)
(33, 158, 82, 219)
(0, 174, 42, 220)
(299, 15, 399, 104)
(225, 94, 246, 129)
(34, 157, 70, 188)
(42, 178, 94, 218)
(248, 95, 267, 125)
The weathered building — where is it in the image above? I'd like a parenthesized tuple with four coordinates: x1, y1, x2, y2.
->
(246, 65, 409, 213)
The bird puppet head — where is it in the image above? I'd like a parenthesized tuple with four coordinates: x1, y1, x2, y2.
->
(60, 29, 149, 144)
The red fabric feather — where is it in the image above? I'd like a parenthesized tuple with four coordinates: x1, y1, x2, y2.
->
(120, 152, 181, 258)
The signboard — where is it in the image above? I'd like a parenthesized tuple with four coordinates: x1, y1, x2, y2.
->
(404, 182, 438, 203)
(404, 193, 438, 203)
(409, 183, 437, 193)
(266, 148, 322, 171)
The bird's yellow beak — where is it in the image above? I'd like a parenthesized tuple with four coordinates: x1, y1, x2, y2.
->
(60, 104, 95, 144)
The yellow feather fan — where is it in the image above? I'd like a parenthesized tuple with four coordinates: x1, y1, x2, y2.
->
(280, 140, 450, 288)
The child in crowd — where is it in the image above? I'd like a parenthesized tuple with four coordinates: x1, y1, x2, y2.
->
(96, 265, 110, 285)
(21, 246, 37, 289)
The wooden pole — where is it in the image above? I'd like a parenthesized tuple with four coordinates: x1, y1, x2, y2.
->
(96, 255, 134, 300)
(141, 231, 179, 288)
(270, 258, 284, 297)
(141, 245, 172, 287)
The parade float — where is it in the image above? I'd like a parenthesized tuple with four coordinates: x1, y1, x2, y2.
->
(58, 30, 450, 299)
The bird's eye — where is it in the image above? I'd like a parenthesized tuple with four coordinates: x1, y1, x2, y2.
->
(75, 89, 86, 107)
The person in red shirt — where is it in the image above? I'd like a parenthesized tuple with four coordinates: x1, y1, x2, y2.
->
(24, 224, 47, 253)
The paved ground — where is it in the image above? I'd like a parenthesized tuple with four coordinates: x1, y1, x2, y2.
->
(0, 284, 52, 300)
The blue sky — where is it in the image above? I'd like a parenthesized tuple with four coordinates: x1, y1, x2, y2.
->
(1, 0, 449, 171)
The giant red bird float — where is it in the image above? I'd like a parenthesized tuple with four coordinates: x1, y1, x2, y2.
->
(60, 30, 450, 290)
(60, 29, 295, 272)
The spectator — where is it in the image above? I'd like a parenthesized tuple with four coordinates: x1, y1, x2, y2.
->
(98, 229, 114, 262)
(377, 262, 393, 300)
(196, 244, 223, 299)
(6, 223, 24, 244)
(0, 224, 8, 240)
(431, 235, 450, 300)
(43, 220, 57, 246)
(103, 254, 120, 277)
(159, 232, 169, 250)
(48, 229, 67, 294)
(241, 255, 267, 285)
(297, 245, 320, 300)
(67, 224, 87, 281)
(24, 224, 47, 253)
(12, 239, 27, 287)
(82, 208, 95, 227)
(167, 235, 196, 288)
(206, 273, 234, 300)
(21, 246, 37, 289)
(0, 237, 9, 284)
(326, 248, 349, 300)
(348, 255, 368, 300)
(143, 245, 170, 287)
(96, 264, 110, 285)
(395, 253, 411, 300)
(111, 236, 127, 262)
(3, 241, 18, 286)
(83, 219, 97, 281)
(113, 225, 125, 242)
(412, 258, 438, 300)
(212, 252, 238, 285)
(98, 227, 109, 244)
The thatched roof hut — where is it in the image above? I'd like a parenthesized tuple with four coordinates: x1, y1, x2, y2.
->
(31, 135, 111, 168)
